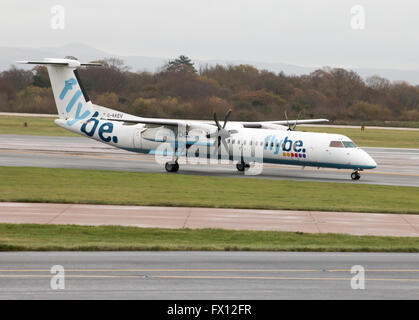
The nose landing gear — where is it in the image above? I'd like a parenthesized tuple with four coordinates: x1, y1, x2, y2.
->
(351, 170, 361, 180)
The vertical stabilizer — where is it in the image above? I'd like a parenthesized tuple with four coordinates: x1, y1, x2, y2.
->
(18, 58, 101, 126)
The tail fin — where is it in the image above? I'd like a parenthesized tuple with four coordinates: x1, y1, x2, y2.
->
(18, 58, 101, 125)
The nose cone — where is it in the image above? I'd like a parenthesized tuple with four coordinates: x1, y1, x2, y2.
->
(360, 149, 377, 169)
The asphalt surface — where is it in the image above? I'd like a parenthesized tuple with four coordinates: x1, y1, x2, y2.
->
(0, 252, 418, 299)
(0, 134, 418, 187)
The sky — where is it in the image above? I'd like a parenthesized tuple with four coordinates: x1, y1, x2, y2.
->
(1, 0, 418, 69)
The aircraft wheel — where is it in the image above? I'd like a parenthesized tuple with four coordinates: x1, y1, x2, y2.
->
(351, 172, 360, 180)
(165, 162, 179, 173)
(236, 162, 245, 172)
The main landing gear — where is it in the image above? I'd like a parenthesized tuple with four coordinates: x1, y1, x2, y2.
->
(236, 161, 250, 172)
(165, 161, 179, 173)
(351, 170, 361, 180)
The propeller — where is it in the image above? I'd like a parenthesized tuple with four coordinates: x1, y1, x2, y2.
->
(284, 111, 300, 131)
(207, 109, 238, 153)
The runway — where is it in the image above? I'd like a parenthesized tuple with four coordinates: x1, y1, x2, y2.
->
(1, 252, 418, 299)
(1, 134, 419, 187)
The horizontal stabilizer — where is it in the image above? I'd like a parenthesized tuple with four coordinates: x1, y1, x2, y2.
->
(17, 61, 69, 66)
(17, 58, 102, 68)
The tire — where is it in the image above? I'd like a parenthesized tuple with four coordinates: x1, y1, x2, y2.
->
(165, 162, 173, 172)
(351, 172, 360, 180)
(165, 162, 179, 173)
(173, 162, 179, 173)
(236, 162, 245, 172)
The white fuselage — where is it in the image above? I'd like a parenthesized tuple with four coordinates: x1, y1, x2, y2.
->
(55, 118, 377, 170)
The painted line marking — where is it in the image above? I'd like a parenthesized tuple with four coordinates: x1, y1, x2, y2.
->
(0, 275, 140, 279)
(329, 269, 419, 272)
(0, 268, 318, 273)
(154, 275, 419, 282)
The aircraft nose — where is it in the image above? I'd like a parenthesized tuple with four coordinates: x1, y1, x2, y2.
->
(368, 155, 377, 168)
(362, 150, 377, 169)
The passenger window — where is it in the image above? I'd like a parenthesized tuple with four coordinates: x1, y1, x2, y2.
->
(232, 140, 235, 144)
(329, 141, 344, 148)
(265, 142, 269, 147)
(244, 141, 246, 145)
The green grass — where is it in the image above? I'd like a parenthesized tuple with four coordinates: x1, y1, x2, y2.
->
(0, 116, 78, 136)
(1, 167, 418, 214)
(0, 223, 418, 252)
(301, 126, 419, 148)
(332, 120, 419, 128)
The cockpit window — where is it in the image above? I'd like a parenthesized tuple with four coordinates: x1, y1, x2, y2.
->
(342, 141, 357, 148)
(329, 141, 344, 148)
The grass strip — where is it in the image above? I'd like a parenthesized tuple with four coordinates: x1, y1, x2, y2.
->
(1, 167, 418, 214)
(0, 116, 77, 136)
(301, 126, 419, 148)
(0, 223, 418, 252)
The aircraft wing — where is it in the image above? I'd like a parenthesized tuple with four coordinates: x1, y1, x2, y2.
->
(105, 115, 328, 130)
(265, 119, 329, 125)
(240, 118, 329, 128)
(104, 115, 216, 131)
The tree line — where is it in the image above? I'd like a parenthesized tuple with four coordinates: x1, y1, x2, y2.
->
(1, 56, 419, 123)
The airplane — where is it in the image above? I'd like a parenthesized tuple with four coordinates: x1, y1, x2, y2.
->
(18, 58, 377, 180)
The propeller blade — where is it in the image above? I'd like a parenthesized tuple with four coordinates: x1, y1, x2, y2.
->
(210, 109, 235, 142)
(222, 109, 232, 129)
(211, 143, 217, 157)
(221, 138, 229, 156)
(207, 131, 219, 139)
(292, 112, 300, 131)
(213, 112, 221, 130)
(284, 110, 291, 131)
(212, 137, 221, 157)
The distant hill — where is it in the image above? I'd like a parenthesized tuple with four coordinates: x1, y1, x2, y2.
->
(1, 43, 419, 84)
